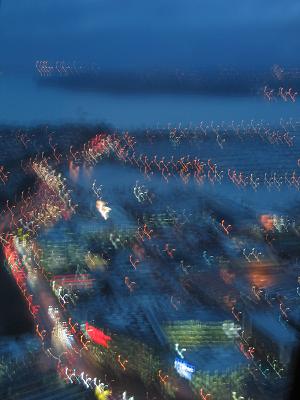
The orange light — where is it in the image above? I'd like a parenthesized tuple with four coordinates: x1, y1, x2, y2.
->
(260, 214, 273, 231)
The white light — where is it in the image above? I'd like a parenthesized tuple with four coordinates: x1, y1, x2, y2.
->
(174, 358, 195, 381)
(222, 321, 241, 338)
(96, 200, 111, 220)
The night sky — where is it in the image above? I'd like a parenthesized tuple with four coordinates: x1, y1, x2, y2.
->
(1, 0, 300, 71)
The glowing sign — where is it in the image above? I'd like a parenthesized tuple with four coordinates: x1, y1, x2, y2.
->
(174, 358, 195, 381)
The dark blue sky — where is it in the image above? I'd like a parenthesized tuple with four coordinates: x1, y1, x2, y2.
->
(1, 0, 299, 71)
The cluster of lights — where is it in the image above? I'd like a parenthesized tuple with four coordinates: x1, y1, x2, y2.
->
(53, 321, 74, 349)
(151, 119, 295, 148)
(263, 86, 298, 102)
(31, 158, 75, 215)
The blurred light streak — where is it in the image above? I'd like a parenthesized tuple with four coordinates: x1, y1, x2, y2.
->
(96, 199, 111, 220)
(85, 323, 111, 348)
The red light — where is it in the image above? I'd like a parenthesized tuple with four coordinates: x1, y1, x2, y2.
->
(85, 323, 111, 348)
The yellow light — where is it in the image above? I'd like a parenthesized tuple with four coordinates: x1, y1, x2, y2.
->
(94, 386, 112, 400)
